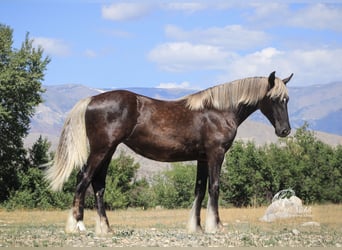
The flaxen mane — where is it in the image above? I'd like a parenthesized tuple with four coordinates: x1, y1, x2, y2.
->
(183, 76, 288, 111)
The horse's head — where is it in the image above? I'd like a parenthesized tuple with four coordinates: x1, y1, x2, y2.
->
(259, 71, 293, 137)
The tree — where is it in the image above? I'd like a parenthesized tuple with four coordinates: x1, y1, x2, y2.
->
(104, 152, 140, 209)
(29, 135, 52, 167)
(4, 136, 73, 210)
(221, 141, 270, 207)
(152, 163, 196, 209)
(0, 24, 50, 202)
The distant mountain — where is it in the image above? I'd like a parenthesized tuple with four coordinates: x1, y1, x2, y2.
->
(29, 85, 195, 135)
(25, 83, 342, 179)
(30, 84, 101, 135)
(314, 108, 342, 135)
(27, 82, 342, 146)
(115, 87, 196, 100)
(128, 82, 342, 136)
(288, 82, 342, 133)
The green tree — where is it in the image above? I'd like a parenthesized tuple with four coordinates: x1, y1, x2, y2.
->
(152, 163, 196, 209)
(330, 145, 342, 203)
(221, 141, 270, 207)
(286, 124, 341, 203)
(104, 152, 140, 209)
(129, 178, 155, 209)
(29, 135, 52, 167)
(0, 24, 50, 202)
(4, 136, 72, 210)
(262, 123, 342, 204)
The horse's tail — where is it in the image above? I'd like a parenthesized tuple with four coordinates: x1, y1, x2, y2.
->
(45, 97, 92, 191)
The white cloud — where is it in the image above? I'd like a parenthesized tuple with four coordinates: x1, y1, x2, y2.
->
(102, 2, 151, 21)
(218, 47, 342, 86)
(288, 3, 342, 31)
(251, 2, 288, 20)
(163, 2, 207, 13)
(84, 49, 97, 58)
(32, 37, 70, 56)
(148, 42, 235, 72)
(249, 3, 342, 31)
(222, 47, 287, 80)
(165, 24, 268, 50)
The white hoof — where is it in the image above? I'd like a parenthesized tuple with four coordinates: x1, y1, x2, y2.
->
(205, 197, 218, 233)
(76, 221, 87, 232)
(187, 198, 202, 233)
(187, 216, 203, 233)
(95, 216, 110, 235)
(65, 210, 87, 233)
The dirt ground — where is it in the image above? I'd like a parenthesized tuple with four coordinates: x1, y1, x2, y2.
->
(0, 205, 341, 247)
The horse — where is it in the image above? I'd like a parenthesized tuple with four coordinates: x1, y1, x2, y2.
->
(45, 71, 293, 234)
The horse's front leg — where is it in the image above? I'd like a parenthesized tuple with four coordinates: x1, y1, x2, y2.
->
(188, 160, 208, 233)
(205, 151, 225, 233)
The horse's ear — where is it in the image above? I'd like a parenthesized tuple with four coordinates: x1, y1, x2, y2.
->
(282, 73, 293, 85)
(268, 71, 276, 89)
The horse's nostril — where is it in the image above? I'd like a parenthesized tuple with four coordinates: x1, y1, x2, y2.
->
(282, 128, 291, 136)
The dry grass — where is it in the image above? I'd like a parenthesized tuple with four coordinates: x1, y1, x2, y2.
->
(0, 204, 341, 230)
(1, 204, 341, 247)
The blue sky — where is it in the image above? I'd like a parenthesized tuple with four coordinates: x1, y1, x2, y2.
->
(2, 1, 342, 89)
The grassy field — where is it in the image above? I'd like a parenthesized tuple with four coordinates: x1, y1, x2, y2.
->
(0, 204, 341, 247)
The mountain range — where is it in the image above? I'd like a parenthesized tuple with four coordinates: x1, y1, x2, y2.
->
(26, 82, 342, 150)
(24, 82, 342, 178)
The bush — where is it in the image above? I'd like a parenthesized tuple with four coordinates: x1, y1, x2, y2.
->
(152, 163, 196, 209)
(221, 141, 271, 207)
(3, 149, 145, 210)
(220, 123, 342, 207)
(129, 178, 155, 209)
(104, 152, 142, 209)
(4, 167, 73, 210)
(3, 123, 342, 210)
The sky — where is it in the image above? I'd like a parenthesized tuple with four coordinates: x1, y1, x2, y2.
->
(2, 1, 342, 89)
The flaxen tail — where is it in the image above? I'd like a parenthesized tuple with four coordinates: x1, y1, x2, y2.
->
(45, 97, 92, 191)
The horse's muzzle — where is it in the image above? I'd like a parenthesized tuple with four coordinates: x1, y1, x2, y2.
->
(276, 128, 291, 137)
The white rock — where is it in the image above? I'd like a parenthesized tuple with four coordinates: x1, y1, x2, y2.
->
(292, 229, 300, 235)
(301, 221, 320, 227)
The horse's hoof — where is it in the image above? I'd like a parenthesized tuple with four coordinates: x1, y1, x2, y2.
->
(65, 211, 87, 234)
(205, 222, 224, 234)
(187, 225, 203, 234)
(76, 221, 87, 232)
(95, 216, 111, 235)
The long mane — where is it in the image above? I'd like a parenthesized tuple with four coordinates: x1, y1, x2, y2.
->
(182, 76, 288, 111)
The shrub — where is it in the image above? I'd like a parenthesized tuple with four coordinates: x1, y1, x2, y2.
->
(152, 163, 196, 209)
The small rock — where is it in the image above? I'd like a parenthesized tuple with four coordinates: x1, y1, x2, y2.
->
(301, 221, 320, 227)
(292, 229, 300, 235)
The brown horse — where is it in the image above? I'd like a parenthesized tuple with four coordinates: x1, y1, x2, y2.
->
(45, 71, 293, 234)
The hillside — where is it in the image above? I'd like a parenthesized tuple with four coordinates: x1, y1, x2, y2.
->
(288, 82, 342, 132)
(29, 82, 342, 137)
(25, 83, 342, 178)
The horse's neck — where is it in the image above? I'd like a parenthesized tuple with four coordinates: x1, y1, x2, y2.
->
(234, 103, 258, 126)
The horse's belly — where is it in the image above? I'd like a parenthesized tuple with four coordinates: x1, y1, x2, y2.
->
(123, 137, 201, 162)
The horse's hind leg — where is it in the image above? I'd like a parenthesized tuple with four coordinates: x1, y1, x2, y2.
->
(66, 149, 113, 234)
(66, 164, 90, 233)
(91, 157, 112, 235)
